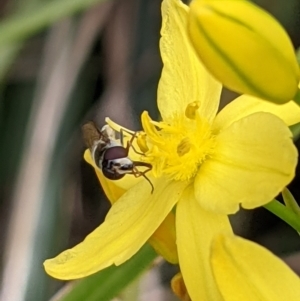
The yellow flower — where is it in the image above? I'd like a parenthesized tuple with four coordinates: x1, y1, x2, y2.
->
(188, 0, 300, 104)
(172, 234, 300, 301)
(44, 0, 300, 299)
(211, 234, 300, 301)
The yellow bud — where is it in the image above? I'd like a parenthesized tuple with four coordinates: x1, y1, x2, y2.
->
(171, 273, 191, 301)
(188, 0, 300, 104)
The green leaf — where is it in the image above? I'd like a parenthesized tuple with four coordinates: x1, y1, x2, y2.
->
(53, 244, 157, 301)
(0, 0, 107, 47)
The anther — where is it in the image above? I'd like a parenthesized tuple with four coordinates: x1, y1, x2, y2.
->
(185, 101, 200, 119)
(177, 137, 191, 156)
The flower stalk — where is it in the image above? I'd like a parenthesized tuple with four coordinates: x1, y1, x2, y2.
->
(294, 89, 300, 106)
(264, 199, 300, 232)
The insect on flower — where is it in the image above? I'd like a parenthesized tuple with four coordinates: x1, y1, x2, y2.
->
(82, 121, 154, 193)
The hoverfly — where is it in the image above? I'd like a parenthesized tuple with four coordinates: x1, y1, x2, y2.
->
(82, 121, 154, 193)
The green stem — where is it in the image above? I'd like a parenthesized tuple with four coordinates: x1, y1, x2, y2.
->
(282, 188, 300, 216)
(264, 199, 300, 232)
(293, 88, 300, 106)
(289, 122, 300, 141)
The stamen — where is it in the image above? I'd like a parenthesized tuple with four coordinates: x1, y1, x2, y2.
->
(105, 117, 134, 135)
(141, 110, 214, 182)
(177, 138, 191, 157)
(136, 132, 149, 153)
(185, 101, 200, 119)
(141, 112, 160, 139)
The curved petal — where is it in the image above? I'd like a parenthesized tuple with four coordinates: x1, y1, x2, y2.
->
(211, 235, 300, 301)
(176, 185, 232, 301)
(44, 177, 187, 280)
(158, 0, 221, 123)
(195, 112, 297, 214)
(85, 149, 179, 263)
(148, 212, 178, 264)
(213, 95, 300, 133)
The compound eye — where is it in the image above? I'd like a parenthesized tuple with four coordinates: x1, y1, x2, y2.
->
(104, 146, 127, 160)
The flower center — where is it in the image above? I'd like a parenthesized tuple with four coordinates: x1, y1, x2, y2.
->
(139, 103, 215, 181)
(177, 137, 191, 157)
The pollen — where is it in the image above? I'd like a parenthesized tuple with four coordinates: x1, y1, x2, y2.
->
(141, 107, 215, 182)
(185, 101, 200, 120)
(177, 138, 191, 156)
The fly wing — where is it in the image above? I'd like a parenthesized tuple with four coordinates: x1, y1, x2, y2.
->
(82, 121, 109, 149)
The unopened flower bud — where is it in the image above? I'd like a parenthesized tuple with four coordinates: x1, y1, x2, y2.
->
(188, 0, 300, 104)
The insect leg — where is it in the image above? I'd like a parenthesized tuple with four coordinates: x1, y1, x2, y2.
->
(132, 162, 154, 193)
(120, 128, 145, 156)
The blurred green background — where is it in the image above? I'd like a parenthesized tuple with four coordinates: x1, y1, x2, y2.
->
(0, 0, 299, 301)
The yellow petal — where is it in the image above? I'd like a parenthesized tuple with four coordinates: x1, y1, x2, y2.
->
(211, 234, 300, 301)
(188, 0, 299, 103)
(158, 0, 221, 123)
(148, 212, 178, 264)
(85, 149, 180, 263)
(176, 185, 232, 301)
(195, 112, 297, 214)
(44, 177, 186, 280)
(213, 96, 300, 133)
